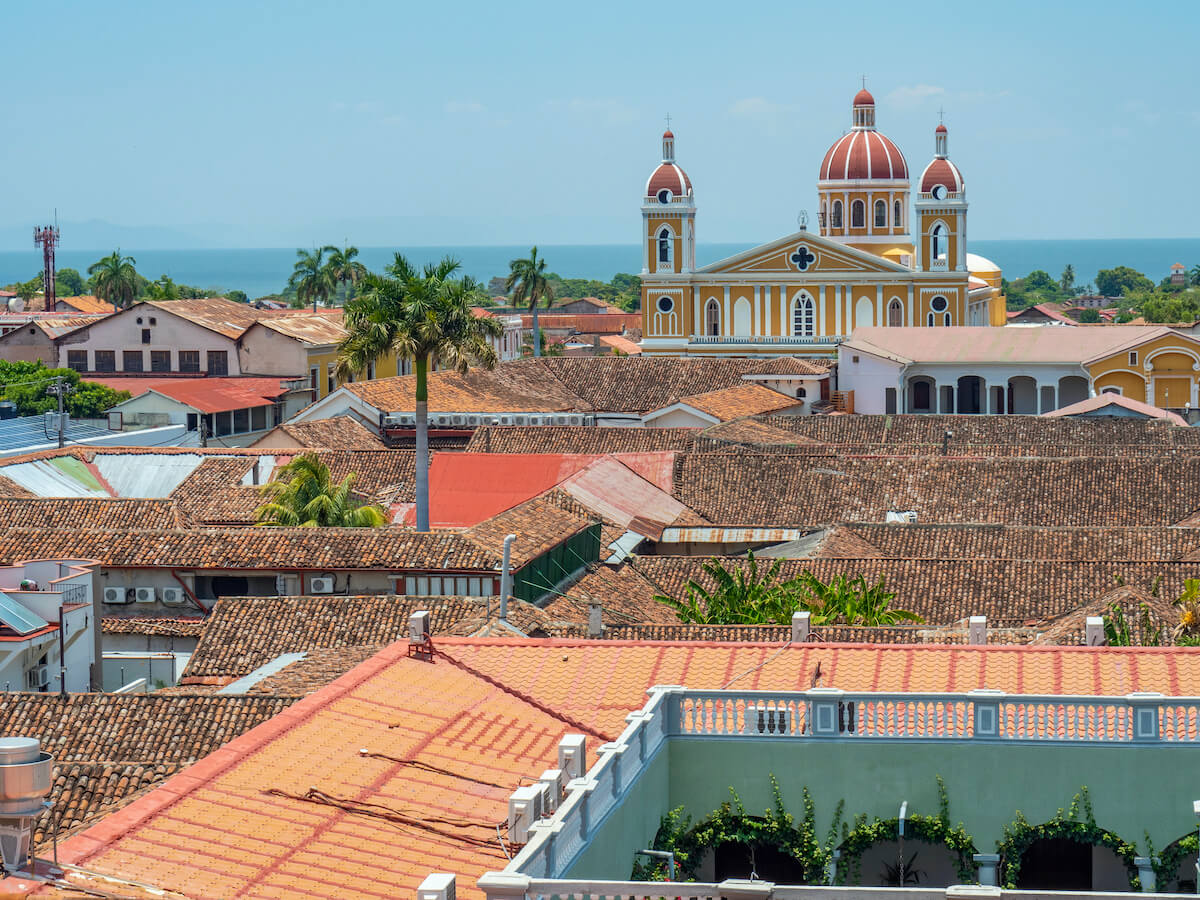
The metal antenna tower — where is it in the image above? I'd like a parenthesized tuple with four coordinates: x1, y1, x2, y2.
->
(33, 223, 61, 312)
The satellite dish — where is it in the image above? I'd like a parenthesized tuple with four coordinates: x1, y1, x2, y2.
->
(7, 297, 25, 313)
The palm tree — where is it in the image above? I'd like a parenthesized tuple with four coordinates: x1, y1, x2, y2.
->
(1190, 264, 1200, 288)
(336, 254, 502, 531)
(255, 453, 387, 527)
(505, 246, 555, 357)
(1060, 264, 1075, 295)
(87, 251, 139, 309)
(289, 247, 337, 312)
(324, 244, 369, 304)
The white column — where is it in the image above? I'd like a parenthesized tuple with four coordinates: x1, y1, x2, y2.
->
(950, 383, 958, 414)
(693, 287, 701, 339)
(907, 284, 914, 328)
(723, 285, 731, 335)
(876, 284, 884, 326)
(834, 285, 842, 336)
(778, 286, 786, 336)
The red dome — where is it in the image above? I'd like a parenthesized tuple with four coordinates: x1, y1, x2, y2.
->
(935, 123, 947, 134)
(663, 129, 674, 139)
(920, 157, 964, 193)
(820, 130, 908, 181)
(646, 163, 691, 198)
(854, 88, 875, 106)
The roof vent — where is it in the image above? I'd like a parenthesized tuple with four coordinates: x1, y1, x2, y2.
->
(0, 737, 53, 873)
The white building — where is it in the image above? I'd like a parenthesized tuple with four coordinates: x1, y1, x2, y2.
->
(0, 558, 98, 693)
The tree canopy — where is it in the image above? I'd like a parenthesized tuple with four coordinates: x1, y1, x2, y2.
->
(255, 453, 387, 527)
(0, 361, 130, 418)
(1096, 266, 1153, 297)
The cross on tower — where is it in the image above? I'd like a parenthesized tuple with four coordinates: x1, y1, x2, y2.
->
(938, 106, 945, 124)
(790, 245, 816, 272)
(665, 113, 672, 130)
(861, 74, 867, 90)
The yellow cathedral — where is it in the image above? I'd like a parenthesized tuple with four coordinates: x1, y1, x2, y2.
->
(639, 88, 1006, 357)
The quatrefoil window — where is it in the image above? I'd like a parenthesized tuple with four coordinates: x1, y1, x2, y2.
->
(790, 245, 816, 272)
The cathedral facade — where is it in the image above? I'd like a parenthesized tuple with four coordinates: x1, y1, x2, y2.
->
(639, 89, 1005, 358)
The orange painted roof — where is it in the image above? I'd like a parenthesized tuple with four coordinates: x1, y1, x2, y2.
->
(56, 295, 115, 314)
(56, 638, 1200, 899)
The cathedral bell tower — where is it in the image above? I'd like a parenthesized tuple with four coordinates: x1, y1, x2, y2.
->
(642, 128, 695, 275)
(914, 122, 967, 272)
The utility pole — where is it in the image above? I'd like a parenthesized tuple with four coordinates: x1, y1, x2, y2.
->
(199, 415, 208, 448)
(45, 376, 73, 449)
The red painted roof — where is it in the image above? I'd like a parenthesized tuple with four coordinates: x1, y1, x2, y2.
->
(400, 451, 678, 527)
(663, 128, 674, 139)
(920, 156, 965, 192)
(645, 162, 692, 198)
(854, 88, 875, 106)
(96, 376, 294, 414)
(519, 313, 640, 334)
(820, 129, 908, 181)
(935, 123, 948, 134)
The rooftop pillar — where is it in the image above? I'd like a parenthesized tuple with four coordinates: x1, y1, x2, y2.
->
(587, 602, 603, 638)
(969, 855, 1001, 887)
(967, 615, 986, 645)
(477, 872, 529, 900)
(1134, 857, 1156, 891)
(1085, 616, 1105, 646)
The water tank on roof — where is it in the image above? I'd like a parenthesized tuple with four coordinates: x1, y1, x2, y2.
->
(0, 736, 53, 872)
(0, 402, 16, 421)
(6, 298, 24, 314)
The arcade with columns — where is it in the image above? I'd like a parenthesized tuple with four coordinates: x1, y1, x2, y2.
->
(639, 89, 1006, 358)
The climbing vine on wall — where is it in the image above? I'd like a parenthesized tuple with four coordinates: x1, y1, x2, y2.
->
(1152, 832, 1198, 891)
(631, 775, 844, 885)
(836, 776, 976, 885)
(995, 787, 1140, 890)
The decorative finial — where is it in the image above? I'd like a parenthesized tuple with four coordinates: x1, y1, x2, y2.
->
(798, 210, 808, 232)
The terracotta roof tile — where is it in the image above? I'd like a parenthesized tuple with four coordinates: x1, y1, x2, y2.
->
(144, 298, 265, 339)
(55, 639, 1200, 899)
(465, 426, 698, 455)
(101, 617, 205, 637)
(0, 498, 184, 530)
(661, 383, 800, 421)
(268, 415, 387, 449)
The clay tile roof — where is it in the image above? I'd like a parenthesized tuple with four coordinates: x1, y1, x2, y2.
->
(181, 595, 488, 681)
(0, 498, 185, 530)
(101, 617, 205, 637)
(1044, 392, 1188, 425)
(518, 313, 641, 334)
(243, 645, 386, 695)
(268, 415, 387, 449)
(463, 490, 597, 562)
(0, 693, 296, 848)
(16, 314, 109, 338)
(466, 426, 698, 455)
(1032, 585, 1179, 646)
(54, 638, 1200, 899)
(664, 383, 800, 421)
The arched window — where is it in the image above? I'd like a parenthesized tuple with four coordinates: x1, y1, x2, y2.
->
(894, 200, 902, 228)
(874, 199, 887, 228)
(820, 199, 827, 229)
(887, 299, 903, 327)
(851, 200, 865, 228)
(658, 228, 672, 265)
(792, 295, 815, 337)
(931, 223, 948, 261)
(705, 299, 720, 336)
(913, 381, 931, 410)
(831, 200, 843, 229)
(926, 295, 949, 327)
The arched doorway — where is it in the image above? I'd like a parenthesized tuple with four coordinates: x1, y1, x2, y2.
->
(1008, 376, 1038, 415)
(1156, 834, 1199, 893)
(1013, 837, 1132, 891)
(956, 376, 983, 414)
(1058, 375, 1089, 407)
(908, 377, 935, 413)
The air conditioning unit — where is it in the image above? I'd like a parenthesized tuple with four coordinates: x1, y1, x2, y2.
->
(134, 587, 156, 604)
(25, 665, 49, 690)
(499, 415, 512, 425)
(309, 576, 335, 594)
(465, 415, 480, 427)
(103, 586, 129, 605)
(567, 415, 583, 426)
(161, 587, 186, 606)
(554, 415, 569, 426)
(44, 411, 67, 433)
(744, 704, 790, 735)
(514, 415, 527, 426)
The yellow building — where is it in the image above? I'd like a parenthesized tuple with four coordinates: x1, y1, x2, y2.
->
(640, 89, 1006, 357)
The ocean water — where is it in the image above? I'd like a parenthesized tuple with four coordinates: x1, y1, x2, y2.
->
(1, 239, 1197, 300)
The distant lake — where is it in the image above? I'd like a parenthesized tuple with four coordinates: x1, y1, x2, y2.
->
(1, 239, 1197, 299)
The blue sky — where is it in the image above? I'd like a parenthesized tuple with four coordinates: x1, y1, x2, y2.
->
(0, 0, 1195, 248)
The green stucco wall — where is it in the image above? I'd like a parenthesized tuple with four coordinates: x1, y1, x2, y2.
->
(668, 738, 1200, 855)
(564, 747, 670, 879)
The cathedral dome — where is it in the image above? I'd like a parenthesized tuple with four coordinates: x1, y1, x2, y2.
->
(919, 122, 963, 193)
(819, 90, 908, 182)
(645, 129, 692, 200)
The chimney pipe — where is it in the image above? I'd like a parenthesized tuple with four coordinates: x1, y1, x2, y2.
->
(498, 534, 516, 621)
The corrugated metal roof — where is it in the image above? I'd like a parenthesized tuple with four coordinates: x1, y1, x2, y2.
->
(1, 458, 109, 497)
(93, 454, 204, 498)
